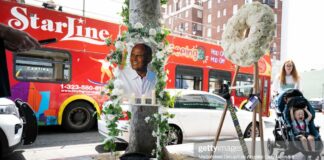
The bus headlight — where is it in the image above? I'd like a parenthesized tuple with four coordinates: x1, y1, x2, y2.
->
(0, 104, 20, 117)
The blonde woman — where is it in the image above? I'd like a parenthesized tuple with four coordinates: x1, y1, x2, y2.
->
(272, 59, 301, 96)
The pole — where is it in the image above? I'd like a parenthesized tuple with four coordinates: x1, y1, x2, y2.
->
(82, 0, 85, 17)
(251, 62, 265, 159)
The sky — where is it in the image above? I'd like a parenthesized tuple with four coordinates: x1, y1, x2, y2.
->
(24, 0, 324, 72)
(284, 0, 324, 72)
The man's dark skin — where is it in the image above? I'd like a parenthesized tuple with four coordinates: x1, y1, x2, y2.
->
(130, 44, 152, 78)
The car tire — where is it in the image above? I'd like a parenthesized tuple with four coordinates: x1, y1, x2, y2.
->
(62, 101, 96, 132)
(244, 122, 260, 138)
(167, 125, 183, 145)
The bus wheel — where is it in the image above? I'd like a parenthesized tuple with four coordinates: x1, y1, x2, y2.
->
(62, 101, 95, 132)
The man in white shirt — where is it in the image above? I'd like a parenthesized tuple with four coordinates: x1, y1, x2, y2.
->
(118, 43, 156, 98)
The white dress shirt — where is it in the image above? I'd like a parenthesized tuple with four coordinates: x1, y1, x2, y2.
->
(118, 66, 157, 98)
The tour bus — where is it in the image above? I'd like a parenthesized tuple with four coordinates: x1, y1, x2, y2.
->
(0, 1, 271, 132)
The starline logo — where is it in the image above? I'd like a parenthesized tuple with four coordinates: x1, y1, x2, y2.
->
(8, 6, 109, 45)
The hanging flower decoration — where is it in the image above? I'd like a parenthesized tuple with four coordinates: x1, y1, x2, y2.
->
(221, 2, 276, 66)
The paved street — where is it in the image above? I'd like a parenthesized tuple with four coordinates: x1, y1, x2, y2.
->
(6, 111, 324, 160)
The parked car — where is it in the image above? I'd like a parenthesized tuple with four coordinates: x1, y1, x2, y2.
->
(98, 89, 260, 145)
(309, 98, 324, 112)
(0, 98, 37, 158)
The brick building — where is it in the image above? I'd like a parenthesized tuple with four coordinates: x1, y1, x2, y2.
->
(163, 0, 282, 61)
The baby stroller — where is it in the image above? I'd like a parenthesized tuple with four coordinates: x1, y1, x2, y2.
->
(267, 89, 323, 160)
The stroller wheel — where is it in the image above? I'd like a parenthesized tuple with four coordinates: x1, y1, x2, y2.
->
(267, 138, 274, 156)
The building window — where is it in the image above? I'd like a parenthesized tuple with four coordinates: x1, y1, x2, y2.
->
(186, 0, 189, 6)
(275, 0, 278, 8)
(217, 10, 220, 18)
(168, 5, 172, 14)
(218, 0, 220, 3)
(185, 10, 189, 17)
(208, 14, 212, 23)
(176, 1, 180, 11)
(222, 24, 226, 31)
(185, 23, 189, 31)
(197, 10, 203, 18)
(180, 23, 185, 31)
(217, 25, 220, 32)
(197, 24, 202, 31)
(233, 4, 238, 15)
(197, 0, 203, 6)
(245, 0, 252, 4)
(208, 0, 212, 9)
(207, 28, 211, 37)
(223, 9, 226, 16)
(274, 14, 277, 23)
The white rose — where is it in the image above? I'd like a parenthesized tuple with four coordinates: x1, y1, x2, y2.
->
(149, 28, 157, 37)
(157, 42, 164, 49)
(152, 131, 157, 137)
(156, 51, 164, 59)
(115, 41, 123, 50)
(145, 117, 150, 123)
(134, 22, 143, 29)
(111, 88, 123, 96)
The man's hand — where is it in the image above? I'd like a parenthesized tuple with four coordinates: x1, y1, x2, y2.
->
(0, 24, 40, 52)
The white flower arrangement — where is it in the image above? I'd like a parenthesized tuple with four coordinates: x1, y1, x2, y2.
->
(221, 2, 275, 66)
(134, 22, 144, 29)
(149, 28, 157, 37)
(103, 1, 172, 158)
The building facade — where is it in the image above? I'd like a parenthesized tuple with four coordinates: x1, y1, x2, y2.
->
(163, 0, 282, 61)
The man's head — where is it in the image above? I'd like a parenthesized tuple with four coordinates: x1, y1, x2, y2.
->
(130, 43, 152, 74)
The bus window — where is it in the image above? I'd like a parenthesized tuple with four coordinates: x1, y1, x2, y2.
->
(236, 73, 253, 97)
(208, 70, 231, 93)
(175, 66, 202, 90)
(14, 48, 71, 83)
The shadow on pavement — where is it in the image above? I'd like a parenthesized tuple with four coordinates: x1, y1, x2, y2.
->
(5, 150, 26, 160)
(96, 142, 128, 153)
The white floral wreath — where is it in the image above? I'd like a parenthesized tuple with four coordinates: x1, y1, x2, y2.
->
(221, 2, 276, 66)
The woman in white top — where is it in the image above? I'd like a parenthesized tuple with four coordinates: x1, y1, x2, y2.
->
(272, 59, 301, 96)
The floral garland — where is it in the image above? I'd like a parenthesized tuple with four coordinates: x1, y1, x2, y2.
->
(221, 2, 275, 66)
(102, 0, 173, 158)
(145, 109, 175, 159)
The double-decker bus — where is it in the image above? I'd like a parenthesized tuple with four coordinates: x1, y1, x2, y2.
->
(0, 1, 271, 132)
